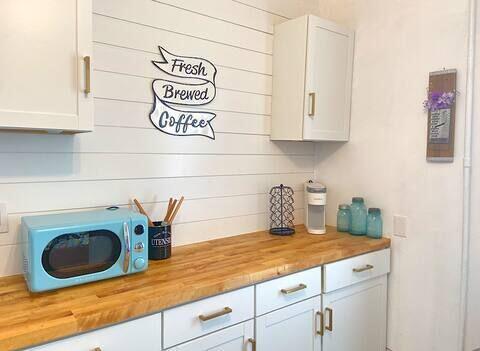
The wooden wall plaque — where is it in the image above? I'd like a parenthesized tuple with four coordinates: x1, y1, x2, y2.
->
(426, 69, 457, 162)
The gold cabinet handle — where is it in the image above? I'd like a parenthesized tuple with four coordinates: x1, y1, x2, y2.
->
(198, 307, 232, 322)
(325, 307, 333, 331)
(308, 92, 316, 116)
(281, 283, 307, 295)
(92, 348, 102, 351)
(248, 338, 256, 351)
(316, 311, 324, 336)
(84, 56, 91, 94)
(353, 264, 374, 273)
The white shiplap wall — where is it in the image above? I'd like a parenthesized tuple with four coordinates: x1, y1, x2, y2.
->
(0, 0, 315, 277)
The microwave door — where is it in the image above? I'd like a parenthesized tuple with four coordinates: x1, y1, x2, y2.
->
(41, 228, 123, 279)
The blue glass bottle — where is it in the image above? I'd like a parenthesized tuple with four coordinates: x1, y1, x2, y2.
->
(367, 208, 383, 239)
(350, 197, 367, 235)
(337, 204, 351, 232)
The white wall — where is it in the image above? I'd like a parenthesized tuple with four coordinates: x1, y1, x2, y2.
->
(0, 0, 319, 277)
(313, 1, 469, 350)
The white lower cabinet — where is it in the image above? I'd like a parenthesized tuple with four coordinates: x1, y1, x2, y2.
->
(24, 250, 390, 351)
(165, 320, 254, 351)
(256, 296, 322, 351)
(28, 314, 162, 351)
(322, 276, 388, 351)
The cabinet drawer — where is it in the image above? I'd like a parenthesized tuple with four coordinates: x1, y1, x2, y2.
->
(29, 314, 162, 351)
(165, 320, 254, 351)
(163, 286, 254, 349)
(256, 267, 322, 316)
(323, 249, 390, 293)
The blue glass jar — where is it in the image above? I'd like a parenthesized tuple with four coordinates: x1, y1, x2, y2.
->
(367, 208, 383, 239)
(337, 204, 351, 232)
(350, 197, 367, 235)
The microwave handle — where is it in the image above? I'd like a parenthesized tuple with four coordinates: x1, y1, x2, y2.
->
(123, 222, 131, 273)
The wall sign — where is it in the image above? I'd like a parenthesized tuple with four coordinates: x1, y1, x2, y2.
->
(150, 47, 217, 139)
(424, 69, 457, 162)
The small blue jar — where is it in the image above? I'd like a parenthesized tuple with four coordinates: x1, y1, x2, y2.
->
(367, 208, 383, 239)
(350, 197, 367, 235)
(337, 204, 351, 232)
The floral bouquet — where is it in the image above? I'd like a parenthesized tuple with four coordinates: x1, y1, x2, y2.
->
(423, 91, 456, 112)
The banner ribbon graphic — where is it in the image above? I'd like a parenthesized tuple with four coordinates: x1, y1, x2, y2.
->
(150, 47, 217, 139)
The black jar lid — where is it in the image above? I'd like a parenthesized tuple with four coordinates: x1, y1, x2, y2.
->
(338, 204, 350, 210)
(368, 208, 381, 214)
(352, 197, 364, 203)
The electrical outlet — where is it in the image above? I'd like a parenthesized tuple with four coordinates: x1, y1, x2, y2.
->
(393, 215, 407, 238)
(0, 203, 8, 233)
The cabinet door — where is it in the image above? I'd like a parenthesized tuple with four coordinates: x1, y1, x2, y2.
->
(166, 320, 254, 351)
(303, 16, 354, 141)
(28, 314, 162, 351)
(323, 276, 387, 351)
(256, 296, 321, 351)
(0, 0, 93, 133)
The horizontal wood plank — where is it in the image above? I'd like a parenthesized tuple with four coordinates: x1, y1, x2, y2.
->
(94, 0, 273, 54)
(1, 173, 310, 214)
(94, 98, 271, 135)
(93, 14, 272, 74)
(93, 43, 273, 95)
(0, 127, 313, 155)
(232, 0, 308, 19)
(0, 153, 314, 183)
(152, 0, 286, 33)
(94, 70, 271, 115)
(0, 191, 306, 246)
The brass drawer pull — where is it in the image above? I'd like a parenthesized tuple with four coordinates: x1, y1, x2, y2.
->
(353, 264, 374, 273)
(281, 283, 307, 295)
(92, 348, 102, 351)
(198, 307, 233, 322)
(308, 92, 316, 116)
(325, 307, 333, 331)
(248, 338, 256, 351)
(316, 311, 324, 336)
(84, 56, 91, 95)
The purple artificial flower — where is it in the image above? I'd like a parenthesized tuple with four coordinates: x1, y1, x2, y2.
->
(423, 91, 456, 112)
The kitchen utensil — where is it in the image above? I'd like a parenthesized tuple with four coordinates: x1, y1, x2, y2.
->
(168, 196, 184, 223)
(133, 198, 154, 227)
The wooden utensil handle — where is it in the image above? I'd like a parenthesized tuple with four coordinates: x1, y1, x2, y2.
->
(133, 199, 154, 227)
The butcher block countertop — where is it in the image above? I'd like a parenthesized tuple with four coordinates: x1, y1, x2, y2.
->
(0, 225, 390, 350)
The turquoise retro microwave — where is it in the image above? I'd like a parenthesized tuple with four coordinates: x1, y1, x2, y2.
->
(22, 208, 148, 292)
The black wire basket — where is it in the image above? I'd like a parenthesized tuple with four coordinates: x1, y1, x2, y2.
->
(269, 184, 295, 236)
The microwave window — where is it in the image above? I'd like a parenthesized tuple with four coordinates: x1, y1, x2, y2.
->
(42, 230, 122, 279)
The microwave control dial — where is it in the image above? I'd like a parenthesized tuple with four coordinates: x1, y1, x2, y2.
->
(134, 225, 145, 235)
(134, 242, 145, 252)
(134, 258, 146, 270)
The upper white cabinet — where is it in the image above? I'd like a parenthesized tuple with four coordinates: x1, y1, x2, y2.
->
(271, 15, 354, 141)
(0, 0, 93, 133)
